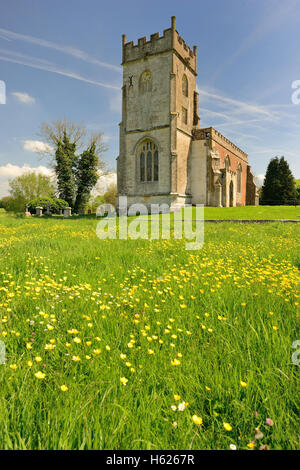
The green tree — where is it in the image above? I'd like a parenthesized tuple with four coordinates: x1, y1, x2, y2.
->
(55, 132, 77, 207)
(87, 194, 105, 213)
(0, 195, 24, 212)
(261, 157, 297, 205)
(39, 119, 108, 211)
(9, 172, 55, 201)
(278, 157, 298, 205)
(74, 143, 98, 212)
(103, 183, 117, 207)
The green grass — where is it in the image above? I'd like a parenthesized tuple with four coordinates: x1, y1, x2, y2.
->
(202, 205, 300, 219)
(0, 214, 299, 450)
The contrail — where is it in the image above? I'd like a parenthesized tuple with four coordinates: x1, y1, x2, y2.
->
(0, 27, 122, 73)
(0, 53, 120, 90)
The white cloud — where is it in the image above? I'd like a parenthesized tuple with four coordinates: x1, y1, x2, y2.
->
(254, 174, 265, 188)
(12, 91, 35, 104)
(23, 140, 53, 153)
(0, 164, 117, 199)
(93, 172, 117, 195)
(0, 163, 54, 198)
(0, 79, 5, 104)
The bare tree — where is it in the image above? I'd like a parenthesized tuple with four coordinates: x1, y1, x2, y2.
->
(38, 118, 108, 169)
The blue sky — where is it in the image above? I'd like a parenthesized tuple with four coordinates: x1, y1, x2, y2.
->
(0, 0, 300, 197)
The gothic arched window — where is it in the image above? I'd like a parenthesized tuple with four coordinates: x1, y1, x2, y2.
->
(139, 70, 152, 94)
(182, 74, 188, 97)
(237, 163, 242, 193)
(139, 140, 158, 182)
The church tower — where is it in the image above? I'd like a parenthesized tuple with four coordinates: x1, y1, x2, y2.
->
(117, 16, 200, 210)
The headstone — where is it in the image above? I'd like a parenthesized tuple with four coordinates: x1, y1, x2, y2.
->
(46, 202, 51, 216)
(59, 209, 62, 215)
(78, 208, 85, 216)
(25, 205, 31, 217)
(64, 207, 72, 218)
(35, 206, 43, 217)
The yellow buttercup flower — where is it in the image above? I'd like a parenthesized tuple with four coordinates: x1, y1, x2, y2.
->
(120, 377, 128, 385)
(223, 422, 232, 431)
(35, 371, 46, 380)
(60, 385, 69, 392)
(240, 380, 247, 387)
(171, 358, 181, 366)
(192, 415, 203, 426)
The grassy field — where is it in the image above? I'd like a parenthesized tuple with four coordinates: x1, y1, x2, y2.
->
(0, 213, 299, 450)
(202, 205, 300, 220)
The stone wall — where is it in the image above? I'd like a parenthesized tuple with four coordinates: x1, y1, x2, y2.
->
(246, 165, 259, 205)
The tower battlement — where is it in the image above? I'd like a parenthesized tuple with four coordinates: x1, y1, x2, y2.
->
(122, 17, 197, 73)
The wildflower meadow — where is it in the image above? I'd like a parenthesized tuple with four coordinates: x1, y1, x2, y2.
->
(0, 213, 299, 450)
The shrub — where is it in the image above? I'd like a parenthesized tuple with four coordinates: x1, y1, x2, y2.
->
(27, 197, 68, 214)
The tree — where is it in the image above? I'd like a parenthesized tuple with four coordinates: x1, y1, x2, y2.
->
(0, 196, 24, 212)
(103, 183, 117, 207)
(261, 156, 298, 205)
(39, 119, 108, 211)
(87, 194, 105, 213)
(55, 133, 77, 207)
(9, 172, 55, 201)
(278, 157, 298, 205)
(74, 143, 98, 212)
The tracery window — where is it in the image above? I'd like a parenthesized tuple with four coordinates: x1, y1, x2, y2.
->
(139, 140, 158, 182)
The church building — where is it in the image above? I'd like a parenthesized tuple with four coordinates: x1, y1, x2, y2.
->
(117, 17, 258, 210)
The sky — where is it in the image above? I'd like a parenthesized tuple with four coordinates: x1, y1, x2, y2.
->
(0, 0, 300, 197)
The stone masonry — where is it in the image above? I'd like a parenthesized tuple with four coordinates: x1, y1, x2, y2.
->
(117, 17, 258, 210)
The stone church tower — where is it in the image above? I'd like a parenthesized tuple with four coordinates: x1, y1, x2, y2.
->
(117, 17, 258, 209)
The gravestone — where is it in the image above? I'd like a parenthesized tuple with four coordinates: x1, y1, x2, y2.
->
(25, 205, 31, 217)
(64, 207, 72, 218)
(35, 206, 43, 217)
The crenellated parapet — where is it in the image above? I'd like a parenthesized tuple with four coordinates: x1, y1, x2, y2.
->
(122, 16, 197, 74)
(193, 127, 248, 163)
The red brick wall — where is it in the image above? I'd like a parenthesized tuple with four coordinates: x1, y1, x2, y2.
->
(214, 142, 248, 206)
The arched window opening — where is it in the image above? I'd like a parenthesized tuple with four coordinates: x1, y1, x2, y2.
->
(237, 163, 242, 193)
(154, 151, 159, 181)
(147, 151, 152, 181)
(138, 140, 159, 182)
(140, 152, 145, 182)
(182, 74, 188, 97)
(139, 71, 152, 94)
